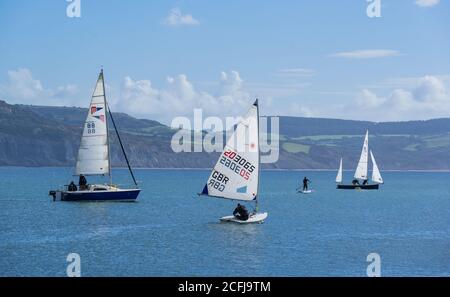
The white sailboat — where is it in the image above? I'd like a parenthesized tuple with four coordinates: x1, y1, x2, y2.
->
(336, 130, 383, 190)
(199, 100, 268, 223)
(336, 157, 343, 183)
(49, 69, 140, 201)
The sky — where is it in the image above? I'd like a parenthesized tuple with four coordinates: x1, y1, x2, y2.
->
(0, 0, 449, 124)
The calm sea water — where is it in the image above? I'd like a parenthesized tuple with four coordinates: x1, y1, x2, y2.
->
(1, 167, 450, 276)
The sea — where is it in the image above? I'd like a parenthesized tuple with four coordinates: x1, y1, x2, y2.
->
(1, 167, 450, 276)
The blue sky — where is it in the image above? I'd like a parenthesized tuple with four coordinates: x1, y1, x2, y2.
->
(0, 0, 449, 123)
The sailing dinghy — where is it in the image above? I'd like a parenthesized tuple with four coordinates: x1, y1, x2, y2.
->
(336, 130, 383, 190)
(199, 100, 268, 224)
(49, 69, 140, 201)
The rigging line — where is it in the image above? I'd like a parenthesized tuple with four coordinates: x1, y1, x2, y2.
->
(106, 101, 138, 187)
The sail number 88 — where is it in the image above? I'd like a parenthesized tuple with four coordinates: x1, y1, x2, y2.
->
(87, 122, 96, 134)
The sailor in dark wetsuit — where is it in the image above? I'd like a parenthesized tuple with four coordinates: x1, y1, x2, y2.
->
(233, 203, 249, 221)
(79, 174, 87, 190)
(302, 177, 310, 191)
(68, 181, 77, 192)
(352, 179, 360, 185)
(362, 179, 369, 185)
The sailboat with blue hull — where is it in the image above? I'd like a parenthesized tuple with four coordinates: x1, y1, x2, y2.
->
(49, 69, 140, 202)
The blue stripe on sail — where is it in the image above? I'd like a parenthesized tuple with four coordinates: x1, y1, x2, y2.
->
(201, 184, 209, 195)
(237, 186, 247, 193)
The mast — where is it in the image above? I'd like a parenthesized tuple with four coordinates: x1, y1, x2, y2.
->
(101, 68, 113, 185)
(255, 98, 260, 212)
(107, 102, 139, 187)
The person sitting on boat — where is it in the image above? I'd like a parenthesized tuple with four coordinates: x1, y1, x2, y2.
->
(362, 179, 369, 185)
(233, 203, 249, 221)
(68, 181, 77, 192)
(302, 177, 310, 191)
(79, 174, 87, 190)
(352, 179, 360, 185)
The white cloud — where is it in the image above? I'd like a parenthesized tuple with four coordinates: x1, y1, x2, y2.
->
(413, 75, 446, 102)
(163, 8, 199, 26)
(330, 50, 400, 59)
(0, 68, 314, 123)
(113, 69, 318, 123)
(3, 69, 449, 123)
(415, 0, 440, 7)
(219, 71, 243, 95)
(0, 68, 78, 106)
(355, 89, 386, 109)
(389, 89, 416, 112)
(115, 71, 251, 123)
(4, 68, 44, 99)
(347, 75, 450, 121)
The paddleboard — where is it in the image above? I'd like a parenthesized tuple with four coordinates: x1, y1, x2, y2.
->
(220, 212, 268, 224)
(297, 189, 313, 194)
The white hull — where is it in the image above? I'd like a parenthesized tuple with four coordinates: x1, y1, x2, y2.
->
(220, 212, 268, 224)
(298, 190, 313, 194)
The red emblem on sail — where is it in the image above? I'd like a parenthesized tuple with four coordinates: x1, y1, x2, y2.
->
(91, 106, 104, 115)
(91, 105, 105, 122)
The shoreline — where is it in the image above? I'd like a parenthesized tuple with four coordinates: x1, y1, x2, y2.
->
(2, 166, 450, 172)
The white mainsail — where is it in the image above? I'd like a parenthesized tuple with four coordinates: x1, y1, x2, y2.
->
(370, 150, 383, 184)
(75, 71, 110, 175)
(201, 101, 259, 201)
(336, 158, 343, 183)
(354, 130, 369, 180)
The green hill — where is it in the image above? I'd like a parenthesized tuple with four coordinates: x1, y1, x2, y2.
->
(1, 100, 450, 170)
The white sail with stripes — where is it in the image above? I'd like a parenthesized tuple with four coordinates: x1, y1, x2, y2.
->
(75, 71, 109, 175)
(201, 101, 259, 201)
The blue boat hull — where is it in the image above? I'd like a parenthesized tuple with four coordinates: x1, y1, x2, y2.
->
(60, 189, 140, 201)
(337, 184, 379, 190)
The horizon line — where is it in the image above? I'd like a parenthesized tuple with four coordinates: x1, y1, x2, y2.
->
(2, 165, 450, 173)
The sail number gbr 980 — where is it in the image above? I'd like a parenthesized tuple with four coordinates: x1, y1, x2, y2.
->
(220, 150, 255, 180)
